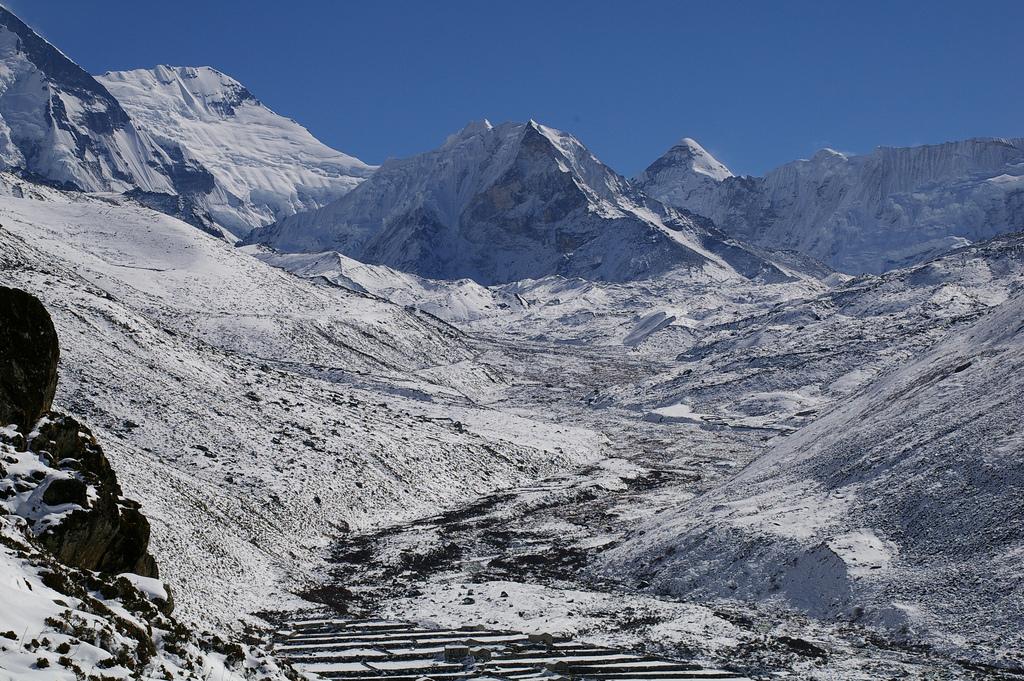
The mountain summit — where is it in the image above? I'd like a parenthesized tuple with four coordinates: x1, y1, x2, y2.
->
(640, 136, 1024, 273)
(636, 137, 733, 209)
(0, 7, 208, 197)
(246, 120, 788, 285)
(0, 5, 372, 238)
(99, 65, 375, 236)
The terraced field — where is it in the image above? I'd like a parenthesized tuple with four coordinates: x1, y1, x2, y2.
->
(274, 618, 750, 681)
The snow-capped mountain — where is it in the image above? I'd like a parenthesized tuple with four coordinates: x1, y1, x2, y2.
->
(247, 120, 792, 285)
(639, 136, 1024, 274)
(0, 6, 372, 238)
(635, 137, 733, 208)
(0, 7, 209, 201)
(99, 66, 375, 237)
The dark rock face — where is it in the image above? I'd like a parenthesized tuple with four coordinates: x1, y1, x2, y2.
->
(0, 286, 59, 433)
(0, 288, 158, 577)
(42, 476, 88, 506)
(31, 414, 159, 578)
(151, 141, 217, 195)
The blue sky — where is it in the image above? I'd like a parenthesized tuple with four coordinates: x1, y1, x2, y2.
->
(9, 1, 1023, 176)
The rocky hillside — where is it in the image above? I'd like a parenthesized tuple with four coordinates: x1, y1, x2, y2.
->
(603, 286, 1024, 672)
(0, 174, 602, 625)
(601, 231, 1024, 431)
(0, 286, 299, 680)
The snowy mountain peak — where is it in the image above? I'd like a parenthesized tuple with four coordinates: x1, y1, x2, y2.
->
(102, 65, 259, 119)
(527, 119, 574, 148)
(0, 5, 197, 195)
(634, 137, 733, 209)
(99, 65, 375, 236)
(444, 118, 495, 146)
(674, 137, 734, 180)
(0, 6, 376, 238)
(809, 147, 848, 164)
(247, 119, 792, 285)
(0, 6, 125, 117)
(644, 136, 1024, 274)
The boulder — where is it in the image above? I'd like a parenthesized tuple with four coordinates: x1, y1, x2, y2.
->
(32, 414, 158, 578)
(0, 287, 59, 433)
(42, 477, 88, 507)
(31, 415, 119, 490)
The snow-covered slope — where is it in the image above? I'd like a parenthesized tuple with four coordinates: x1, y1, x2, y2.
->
(265, 227, 1024, 450)
(639, 137, 1024, 274)
(255, 246, 825, 358)
(606, 231, 1024, 436)
(604, 287, 1024, 668)
(0, 491, 298, 681)
(256, 227, 1024, 675)
(99, 65, 375, 237)
(0, 176, 602, 626)
(247, 120, 792, 285)
(0, 292, 298, 680)
(0, 7, 208, 200)
(251, 247, 515, 323)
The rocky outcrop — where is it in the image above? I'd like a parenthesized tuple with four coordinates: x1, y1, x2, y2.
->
(0, 287, 157, 578)
(31, 414, 158, 577)
(0, 286, 59, 432)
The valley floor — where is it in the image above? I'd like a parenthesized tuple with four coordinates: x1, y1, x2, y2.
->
(282, 333, 1010, 680)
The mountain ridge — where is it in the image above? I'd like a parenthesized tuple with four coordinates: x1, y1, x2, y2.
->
(639, 135, 1024, 274)
(246, 119, 794, 285)
(0, 4, 375, 238)
(0, 6, 209, 198)
(99, 65, 375, 236)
